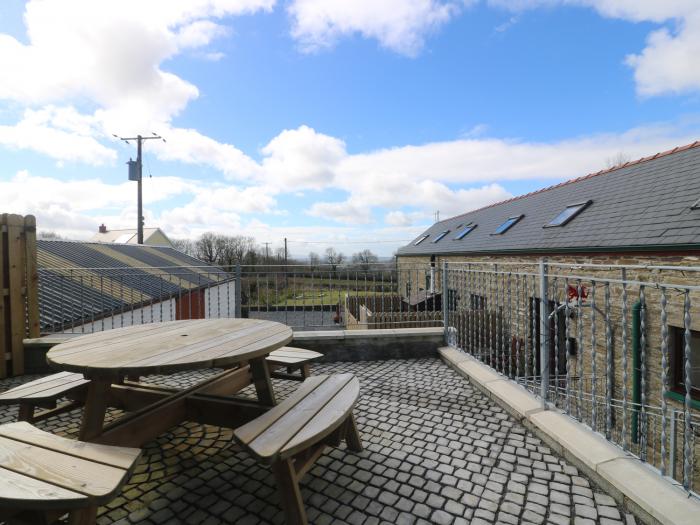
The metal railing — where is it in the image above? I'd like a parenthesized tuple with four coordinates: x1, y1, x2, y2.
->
(38, 263, 444, 334)
(442, 260, 700, 494)
(239, 263, 442, 330)
(38, 259, 699, 491)
(38, 265, 235, 334)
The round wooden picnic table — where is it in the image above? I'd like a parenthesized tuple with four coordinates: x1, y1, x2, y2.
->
(47, 319, 293, 378)
(46, 319, 294, 443)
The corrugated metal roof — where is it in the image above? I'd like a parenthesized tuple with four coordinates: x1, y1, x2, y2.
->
(37, 240, 231, 332)
(398, 141, 700, 256)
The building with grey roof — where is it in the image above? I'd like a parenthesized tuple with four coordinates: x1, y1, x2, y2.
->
(398, 141, 700, 259)
(37, 240, 235, 333)
(90, 224, 174, 248)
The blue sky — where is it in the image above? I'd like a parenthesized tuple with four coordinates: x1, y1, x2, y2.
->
(0, 1, 699, 256)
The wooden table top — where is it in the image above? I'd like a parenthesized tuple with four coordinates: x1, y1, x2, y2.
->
(46, 319, 294, 378)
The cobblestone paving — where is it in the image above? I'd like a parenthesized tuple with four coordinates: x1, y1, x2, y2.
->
(0, 358, 637, 525)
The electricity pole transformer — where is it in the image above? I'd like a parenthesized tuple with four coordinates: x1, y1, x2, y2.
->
(114, 133, 165, 244)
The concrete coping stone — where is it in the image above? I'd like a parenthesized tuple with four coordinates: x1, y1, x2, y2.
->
(528, 410, 626, 471)
(598, 457, 700, 525)
(439, 345, 700, 525)
(487, 380, 543, 418)
(293, 327, 443, 341)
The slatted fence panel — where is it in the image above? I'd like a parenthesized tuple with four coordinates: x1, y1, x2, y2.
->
(0, 214, 39, 376)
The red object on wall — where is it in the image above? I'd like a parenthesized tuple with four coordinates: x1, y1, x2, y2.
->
(567, 284, 588, 303)
(176, 290, 206, 320)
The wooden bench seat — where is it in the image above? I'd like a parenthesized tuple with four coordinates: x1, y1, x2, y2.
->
(0, 421, 141, 525)
(266, 347, 323, 381)
(234, 374, 362, 525)
(0, 372, 89, 423)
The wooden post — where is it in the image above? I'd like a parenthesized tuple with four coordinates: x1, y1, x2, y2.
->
(7, 214, 26, 375)
(0, 214, 7, 378)
(0, 213, 40, 376)
(24, 215, 39, 340)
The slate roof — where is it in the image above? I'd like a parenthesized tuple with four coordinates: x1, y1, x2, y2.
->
(398, 141, 700, 256)
(37, 240, 230, 332)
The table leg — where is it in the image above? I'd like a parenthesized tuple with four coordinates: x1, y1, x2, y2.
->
(79, 378, 111, 441)
(249, 356, 276, 406)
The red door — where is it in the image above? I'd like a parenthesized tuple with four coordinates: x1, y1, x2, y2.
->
(175, 290, 205, 319)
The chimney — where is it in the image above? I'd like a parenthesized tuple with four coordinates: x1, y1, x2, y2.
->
(99, 224, 107, 234)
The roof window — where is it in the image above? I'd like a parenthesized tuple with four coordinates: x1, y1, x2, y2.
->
(545, 201, 591, 227)
(433, 230, 450, 243)
(493, 215, 523, 235)
(454, 224, 476, 240)
(414, 235, 429, 246)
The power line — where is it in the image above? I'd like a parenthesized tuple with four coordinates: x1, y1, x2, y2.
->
(286, 239, 412, 245)
(113, 132, 166, 244)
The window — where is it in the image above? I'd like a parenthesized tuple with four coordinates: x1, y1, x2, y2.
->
(414, 235, 429, 246)
(454, 224, 476, 240)
(433, 230, 450, 243)
(493, 215, 523, 235)
(545, 200, 592, 227)
(470, 294, 486, 310)
(671, 327, 700, 400)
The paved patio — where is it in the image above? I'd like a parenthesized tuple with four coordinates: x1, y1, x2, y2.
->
(0, 358, 636, 525)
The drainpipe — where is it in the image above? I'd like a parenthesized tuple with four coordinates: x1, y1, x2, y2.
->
(631, 300, 642, 444)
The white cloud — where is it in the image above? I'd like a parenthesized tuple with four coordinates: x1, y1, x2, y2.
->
(257, 120, 698, 224)
(1, 169, 279, 240)
(287, 0, 467, 56)
(0, 107, 116, 165)
(0, 0, 274, 172)
(261, 125, 346, 189)
(626, 12, 700, 96)
(385, 210, 428, 226)
(490, 1, 700, 96)
(308, 199, 373, 224)
(0, 0, 274, 115)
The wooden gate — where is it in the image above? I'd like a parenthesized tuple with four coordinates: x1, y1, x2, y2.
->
(1, 214, 40, 377)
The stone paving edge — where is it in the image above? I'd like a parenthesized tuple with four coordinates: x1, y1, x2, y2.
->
(439, 346, 700, 525)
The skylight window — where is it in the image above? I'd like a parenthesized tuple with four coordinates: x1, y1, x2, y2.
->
(433, 230, 450, 243)
(493, 215, 523, 235)
(414, 235, 429, 246)
(454, 224, 476, 240)
(545, 201, 592, 227)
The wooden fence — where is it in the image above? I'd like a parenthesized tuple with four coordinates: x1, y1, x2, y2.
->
(1, 214, 39, 376)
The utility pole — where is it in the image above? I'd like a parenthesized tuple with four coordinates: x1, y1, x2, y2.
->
(284, 237, 288, 286)
(114, 133, 165, 244)
(263, 242, 271, 261)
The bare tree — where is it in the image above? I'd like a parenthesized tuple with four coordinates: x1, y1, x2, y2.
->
(218, 235, 256, 269)
(352, 249, 378, 272)
(606, 151, 631, 169)
(308, 252, 320, 267)
(38, 231, 64, 240)
(194, 232, 221, 264)
(171, 238, 194, 256)
(325, 247, 345, 271)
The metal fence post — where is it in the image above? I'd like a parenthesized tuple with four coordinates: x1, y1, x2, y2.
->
(539, 258, 549, 408)
(234, 263, 242, 319)
(443, 261, 449, 343)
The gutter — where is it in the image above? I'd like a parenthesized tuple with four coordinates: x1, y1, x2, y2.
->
(396, 243, 700, 257)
